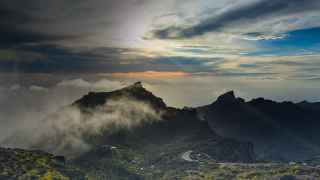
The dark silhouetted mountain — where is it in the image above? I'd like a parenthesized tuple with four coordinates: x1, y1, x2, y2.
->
(70, 84, 320, 178)
(198, 91, 320, 161)
(74, 81, 167, 111)
(73, 83, 254, 163)
(298, 100, 320, 111)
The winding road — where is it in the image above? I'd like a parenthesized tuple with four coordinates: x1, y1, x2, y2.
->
(181, 151, 197, 162)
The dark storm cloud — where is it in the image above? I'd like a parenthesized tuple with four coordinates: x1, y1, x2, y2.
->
(153, 57, 213, 66)
(0, 0, 156, 47)
(0, 28, 80, 48)
(151, 56, 225, 73)
(0, 41, 289, 76)
(0, 44, 214, 74)
(0, 45, 132, 73)
(0, 0, 166, 74)
(0, 3, 80, 47)
(0, 0, 141, 47)
(0, 7, 38, 46)
(195, 71, 278, 78)
(151, 0, 320, 39)
(239, 61, 312, 69)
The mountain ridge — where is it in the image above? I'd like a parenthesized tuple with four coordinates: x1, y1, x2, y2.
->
(73, 81, 167, 111)
(72, 82, 320, 162)
(72, 82, 255, 163)
(199, 90, 320, 161)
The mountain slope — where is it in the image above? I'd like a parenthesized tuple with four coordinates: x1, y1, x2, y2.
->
(198, 91, 320, 161)
(72, 83, 254, 160)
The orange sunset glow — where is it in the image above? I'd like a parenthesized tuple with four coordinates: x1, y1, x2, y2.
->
(111, 71, 190, 78)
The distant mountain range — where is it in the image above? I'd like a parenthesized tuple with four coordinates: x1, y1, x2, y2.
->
(73, 82, 320, 162)
(73, 82, 320, 161)
(73, 82, 255, 163)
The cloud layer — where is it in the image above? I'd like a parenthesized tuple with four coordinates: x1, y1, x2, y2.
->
(150, 0, 320, 39)
(3, 97, 161, 156)
(1, 0, 320, 80)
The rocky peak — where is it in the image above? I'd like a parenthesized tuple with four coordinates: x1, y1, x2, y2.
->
(123, 81, 144, 90)
(74, 82, 167, 110)
(216, 91, 238, 104)
(133, 81, 143, 88)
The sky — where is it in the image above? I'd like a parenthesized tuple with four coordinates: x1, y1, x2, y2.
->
(1, 0, 320, 109)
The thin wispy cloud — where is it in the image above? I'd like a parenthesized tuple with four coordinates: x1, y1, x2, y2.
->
(150, 0, 320, 39)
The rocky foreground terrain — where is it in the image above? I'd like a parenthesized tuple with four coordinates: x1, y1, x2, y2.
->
(74, 145, 320, 180)
(0, 148, 85, 180)
(2, 82, 320, 179)
(2, 146, 320, 180)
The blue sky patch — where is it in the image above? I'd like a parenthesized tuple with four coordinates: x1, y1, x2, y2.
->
(247, 27, 320, 56)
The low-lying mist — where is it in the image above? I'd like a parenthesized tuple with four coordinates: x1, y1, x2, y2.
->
(3, 97, 162, 156)
(0, 79, 162, 156)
